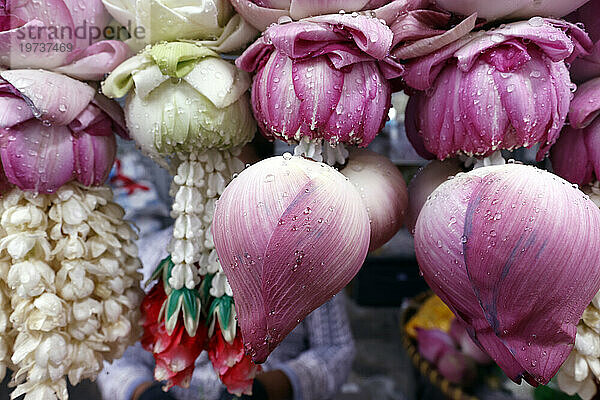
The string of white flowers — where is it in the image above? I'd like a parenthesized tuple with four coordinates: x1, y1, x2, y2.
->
(0, 184, 143, 400)
(557, 291, 600, 400)
(294, 137, 349, 166)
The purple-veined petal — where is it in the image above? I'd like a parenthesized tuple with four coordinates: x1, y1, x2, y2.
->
(449, 319, 492, 364)
(213, 156, 370, 363)
(54, 40, 131, 81)
(417, 164, 600, 385)
(62, 0, 111, 49)
(73, 130, 116, 187)
(341, 149, 408, 251)
(91, 94, 128, 139)
(0, 69, 95, 126)
(0, 120, 75, 193)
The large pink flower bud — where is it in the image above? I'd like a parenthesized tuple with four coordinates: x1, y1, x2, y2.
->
(404, 19, 590, 161)
(0, 69, 127, 193)
(236, 14, 403, 149)
(415, 163, 600, 385)
(213, 155, 370, 363)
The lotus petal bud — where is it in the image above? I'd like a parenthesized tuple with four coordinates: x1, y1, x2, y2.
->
(415, 163, 600, 385)
(213, 155, 370, 362)
(404, 19, 591, 160)
(341, 149, 408, 251)
(0, 69, 126, 194)
(407, 159, 463, 234)
(434, 0, 590, 22)
(236, 14, 403, 149)
(101, 0, 258, 53)
(0, 0, 129, 80)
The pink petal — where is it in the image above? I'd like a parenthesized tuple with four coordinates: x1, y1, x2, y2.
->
(437, 349, 476, 385)
(550, 125, 594, 186)
(569, 77, 600, 130)
(230, 0, 289, 31)
(55, 40, 131, 81)
(0, 120, 75, 193)
(213, 156, 370, 363)
(417, 164, 600, 385)
(292, 57, 344, 136)
(0, 92, 32, 128)
(73, 130, 116, 187)
(0, 69, 95, 126)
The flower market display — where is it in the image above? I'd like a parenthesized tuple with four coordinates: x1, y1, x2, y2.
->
(5, 0, 600, 399)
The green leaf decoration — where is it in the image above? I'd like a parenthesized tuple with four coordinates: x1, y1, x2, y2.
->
(207, 296, 234, 330)
(150, 256, 172, 283)
(165, 290, 183, 335)
(218, 296, 233, 331)
(182, 289, 202, 336)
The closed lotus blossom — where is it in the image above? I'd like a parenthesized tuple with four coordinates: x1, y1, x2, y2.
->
(0, 0, 129, 80)
(568, 0, 600, 83)
(236, 14, 403, 151)
(404, 18, 590, 161)
(100, 0, 258, 53)
(213, 155, 370, 363)
(0, 183, 143, 400)
(415, 163, 600, 385)
(0, 69, 127, 194)
(551, 77, 600, 186)
(433, 0, 590, 22)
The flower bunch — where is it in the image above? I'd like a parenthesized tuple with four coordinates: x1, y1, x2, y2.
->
(1, 183, 143, 400)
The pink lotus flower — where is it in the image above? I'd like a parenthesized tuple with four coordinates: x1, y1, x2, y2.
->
(568, 0, 600, 83)
(208, 322, 261, 397)
(340, 149, 408, 251)
(236, 14, 403, 148)
(0, 0, 129, 80)
(415, 163, 600, 385)
(0, 69, 127, 194)
(551, 77, 600, 186)
(213, 155, 370, 363)
(141, 282, 208, 390)
(230, 0, 410, 31)
(404, 19, 590, 160)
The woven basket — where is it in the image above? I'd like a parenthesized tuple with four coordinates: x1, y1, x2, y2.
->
(400, 292, 479, 400)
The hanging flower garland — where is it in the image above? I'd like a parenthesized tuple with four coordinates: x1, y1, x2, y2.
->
(102, 41, 261, 394)
(0, 69, 143, 400)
